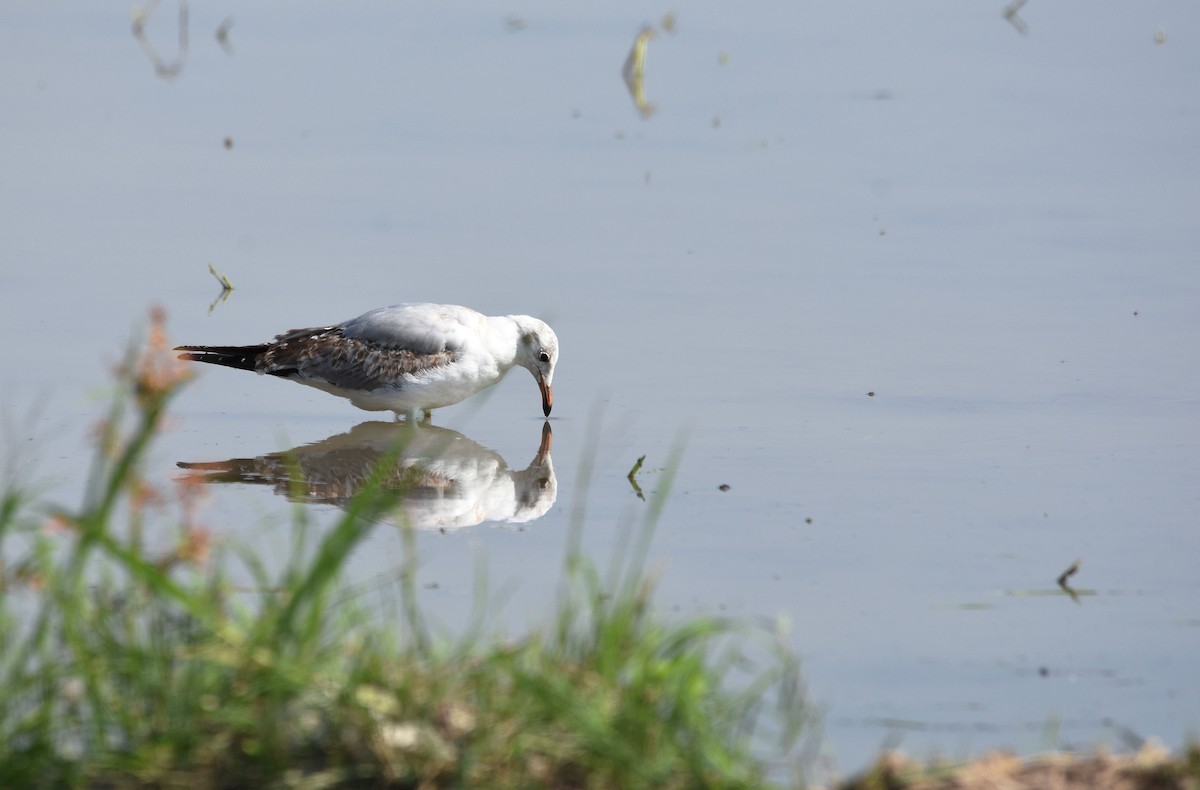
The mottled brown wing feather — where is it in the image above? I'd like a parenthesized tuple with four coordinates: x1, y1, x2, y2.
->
(258, 327, 456, 391)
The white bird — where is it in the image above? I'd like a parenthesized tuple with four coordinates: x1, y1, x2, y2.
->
(175, 303, 558, 419)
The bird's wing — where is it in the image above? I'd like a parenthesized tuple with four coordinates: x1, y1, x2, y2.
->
(258, 310, 462, 391)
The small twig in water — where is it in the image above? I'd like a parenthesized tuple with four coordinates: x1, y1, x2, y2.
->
(131, 0, 189, 79)
(1003, 0, 1030, 35)
(627, 454, 646, 500)
(208, 264, 233, 292)
(621, 26, 659, 119)
(1057, 559, 1081, 603)
(207, 264, 234, 313)
(215, 17, 234, 54)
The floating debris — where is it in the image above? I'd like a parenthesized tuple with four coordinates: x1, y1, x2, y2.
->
(208, 263, 233, 292)
(1056, 559, 1080, 587)
(215, 16, 234, 54)
(621, 25, 659, 119)
(132, 0, 189, 79)
(1057, 559, 1082, 603)
(627, 454, 646, 500)
(207, 264, 234, 313)
(1003, 0, 1029, 35)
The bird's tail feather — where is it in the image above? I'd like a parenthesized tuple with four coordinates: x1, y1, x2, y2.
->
(174, 344, 267, 372)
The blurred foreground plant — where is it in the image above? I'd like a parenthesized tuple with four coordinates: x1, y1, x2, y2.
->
(0, 309, 812, 789)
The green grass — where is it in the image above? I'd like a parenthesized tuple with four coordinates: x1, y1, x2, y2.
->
(0, 312, 810, 789)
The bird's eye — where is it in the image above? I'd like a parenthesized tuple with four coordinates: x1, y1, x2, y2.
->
(538, 351, 551, 364)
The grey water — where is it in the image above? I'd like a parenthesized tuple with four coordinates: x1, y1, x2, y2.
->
(2, 0, 1198, 774)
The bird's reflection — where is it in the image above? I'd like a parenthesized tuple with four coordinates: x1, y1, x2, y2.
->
(178, 421, 556, 532)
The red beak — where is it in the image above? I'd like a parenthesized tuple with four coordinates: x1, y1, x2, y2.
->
(538, 375, 553, 417)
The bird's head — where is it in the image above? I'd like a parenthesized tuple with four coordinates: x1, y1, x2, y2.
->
(515, 318, 558, 417)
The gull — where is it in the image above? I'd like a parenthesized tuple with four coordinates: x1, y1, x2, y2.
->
(175, 303, 558, 419)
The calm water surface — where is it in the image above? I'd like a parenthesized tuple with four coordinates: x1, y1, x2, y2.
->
(2, 0, 1198, 773)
